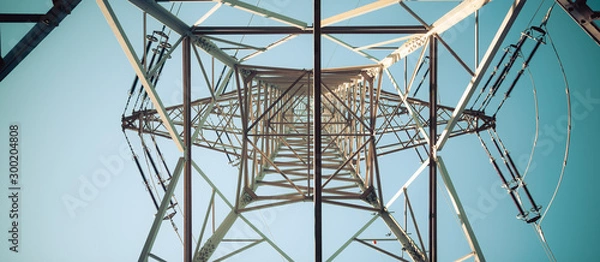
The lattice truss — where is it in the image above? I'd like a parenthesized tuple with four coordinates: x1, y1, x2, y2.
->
(98, 0, 549, 261)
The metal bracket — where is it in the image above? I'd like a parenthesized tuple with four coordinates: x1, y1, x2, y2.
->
(0, 0, 81, 82)
(556, 0, 600, 45)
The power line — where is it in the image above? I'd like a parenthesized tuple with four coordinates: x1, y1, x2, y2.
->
(538, 27, 572, 226)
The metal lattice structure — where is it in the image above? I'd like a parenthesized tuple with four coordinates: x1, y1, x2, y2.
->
(0, 0, 81, 82)
(97, 0, 562, 261)
(121, 65, 495, 261)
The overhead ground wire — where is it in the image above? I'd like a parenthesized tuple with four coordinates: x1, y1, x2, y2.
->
(533, 223, 557, 262)
(524, 4, 567, 262)
(538, 24, 571, 226)
(521, 66, 539, 180)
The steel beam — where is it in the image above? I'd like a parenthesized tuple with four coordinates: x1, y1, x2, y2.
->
(138, 158, 185, 262)
(314, 1, 323, 261)
(97, 0, 185, 152)
(437, 157, 485, 262)
(322, 35, 380, 63)
(354, 238, 409, 262)
(0, 0, 81, 82)
(385, 42, 432, 147)
(436, 0, 526, 150)
(156, 0, 307, 28)
(216, 0, 307, 29)
(213, 240, 265, 261)
(183, 35, 193, 262)
(194, 2, 222, 26)
(556, 0, 600, 45)
(190, 160, 293, 262)
(324, 25, 427, 34)
(321, 0, 398, 27)
(380, 211, 427, 261)
(326, 215, 379, 262)
(380, 0, 491, 68)
(0, 14, 45, 23)
(191, 26, 428, 35)
(192, 26, 305, 35)
(191, 68, 234, 142)
(195, 210, 240, 262)
(128, 0, 237, 67)
(428, 35, 438, 262)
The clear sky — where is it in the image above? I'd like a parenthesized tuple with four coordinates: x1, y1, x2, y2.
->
(1, 0, 600, 261)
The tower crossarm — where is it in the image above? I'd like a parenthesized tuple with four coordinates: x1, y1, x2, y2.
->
(122, 66, 495, 160)
(375, 93, 496, 156)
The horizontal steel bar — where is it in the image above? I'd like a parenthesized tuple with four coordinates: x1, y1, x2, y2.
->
(0, 14, 45, 23)
(354, 238, 409, 262)
(192, 26, 428, 35)
(324, 25, 428, 34)
(246, 133, 372, 137)
(148, 252, 168, 262)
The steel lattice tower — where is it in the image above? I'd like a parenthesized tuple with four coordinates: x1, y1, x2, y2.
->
(98, 0, 552, 261)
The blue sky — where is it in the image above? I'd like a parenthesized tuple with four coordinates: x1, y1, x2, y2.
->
(1, 0, 600, 261)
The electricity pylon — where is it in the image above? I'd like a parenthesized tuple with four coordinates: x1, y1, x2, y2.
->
(98, 0, 543, 261)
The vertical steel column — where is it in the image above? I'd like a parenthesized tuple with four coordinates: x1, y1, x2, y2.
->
(313, 0, 323, 261)
(183, 36, 192, 262)
(428, 35, 438, 262)
(475, 10, 479, 68)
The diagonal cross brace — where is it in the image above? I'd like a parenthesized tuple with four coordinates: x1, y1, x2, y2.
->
(97, 0, 185, 152)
